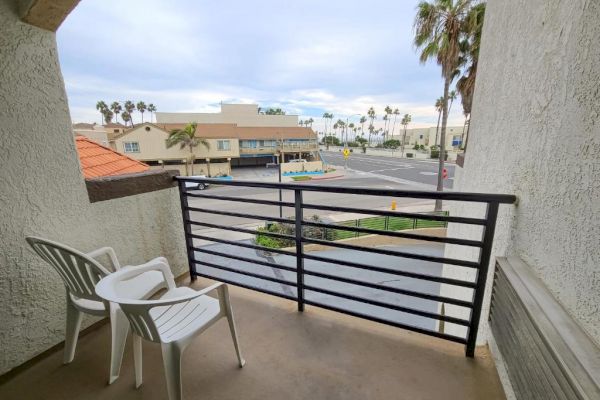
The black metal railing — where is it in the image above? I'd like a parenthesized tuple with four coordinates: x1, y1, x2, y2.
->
(175, 177, 516, 357)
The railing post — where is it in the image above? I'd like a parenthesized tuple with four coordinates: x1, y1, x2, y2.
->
(177, 180, 197, 281)
(294, 189, 305, 312)
(465, 202, 500, 357)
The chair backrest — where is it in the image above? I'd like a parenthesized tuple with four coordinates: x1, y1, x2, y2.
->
(26, 236, 111, 301)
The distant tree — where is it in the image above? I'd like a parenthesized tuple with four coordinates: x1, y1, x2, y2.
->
(307, 117, 314, 127)
(165, 122, 210, 175)
(110, 101, 122, 124)
(359, 116, 367, 135)
(367, 107, 376, 145)
(391, 108, 400, 137)
(348, 123, 355, 141)
(147, 103, 157, 123)
(448, 90, 458, 115)
(123, 100, 135, 125)
(368, 123, 375, 146)
(400, 113, 412, 157)
(265, 108, 286, 115)
(383, 105, 392, 140)
(96, 101, 108, 124)
(102, 109, 114, 125)
(136, 101, 147, 123)
(383, 114, 389, 141)
(121, 111, 131, 126)
(383, 139, 401, 149)
(299, 119, 304, 127)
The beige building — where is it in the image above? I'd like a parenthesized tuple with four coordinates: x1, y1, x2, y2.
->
(391, 126, 466, 149)
(156, 103, 299, 127)
(72, 123, 109, 147)
(112, 122, 318, 175)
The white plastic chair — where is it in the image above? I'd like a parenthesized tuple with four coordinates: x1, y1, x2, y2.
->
(26, 236, 167, 384)
(95, 261, 245, 400)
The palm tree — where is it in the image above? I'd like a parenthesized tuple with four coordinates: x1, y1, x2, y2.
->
(368, 124, 375, 146)
(456, 2, 486, 151)
(299, 119, 304, 127)
(307, 118, 314, 127)
(123, 100, 135, 126)
(434, 96, 444, 146)
(384, 105, 392, 140)
(447, 90, 458, 115)
(102, 109, 114, 125)
(121, 111, 131, 126)
(391, 108, 400, 137)
(147, 103, 157, 123)
(359, 116, 367, 135)
(110, 101, 122, 124)
(265, 108, 286, 115)
(348, 123, 355, 141)
(400, 114, 412, 157)
(414, 0, 473, 210)
(136, 101, 147, 123)
(383, 114, 389, 141)
(96, 101, 108, 124)
(165, 122, 209, 175)
(322, 112, 329, 137)
(367, 107, 376, 146)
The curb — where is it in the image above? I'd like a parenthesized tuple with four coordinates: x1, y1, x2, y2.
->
(311, 173, 345, 181)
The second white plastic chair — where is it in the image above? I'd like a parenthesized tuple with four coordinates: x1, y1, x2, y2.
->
(95, 261, 245, 400)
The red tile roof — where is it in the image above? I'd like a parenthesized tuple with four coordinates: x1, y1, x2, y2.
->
(75, 136, 149, 179)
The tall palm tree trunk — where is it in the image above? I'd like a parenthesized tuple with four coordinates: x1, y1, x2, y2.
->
(435, 78, 450, 211)
(435, 110, 442, 146)
(189, 146, 195, 175)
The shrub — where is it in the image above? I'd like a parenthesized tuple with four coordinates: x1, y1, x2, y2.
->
(255, 215, 325, 249)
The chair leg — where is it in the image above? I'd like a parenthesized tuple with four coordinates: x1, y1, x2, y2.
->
(161, 343, 183, 400)
(221, 286, 245, 367)
(133, 334, 143, 388)
(108, 305, 129, 384)
(64, 294, 83, 364)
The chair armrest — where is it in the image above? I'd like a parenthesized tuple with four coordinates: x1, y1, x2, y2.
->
(87, 247, 121, 271)
(122, 282, 226, 308)
(120, 258, 177, 290)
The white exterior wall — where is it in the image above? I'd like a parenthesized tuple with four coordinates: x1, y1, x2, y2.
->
(440, 0, 600, 346)
(156, 104, 299, 127)
(0, 1, 187, 374)
(73, 128, 109, 146)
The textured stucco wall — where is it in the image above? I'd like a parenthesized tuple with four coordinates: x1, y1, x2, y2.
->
(440, 0, 599, 347)
(0, 0, 187, 374)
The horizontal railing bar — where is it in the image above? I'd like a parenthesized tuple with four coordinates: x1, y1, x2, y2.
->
(304, 285, 471, 326)
(193, 259, 297, 287)
(302, 204, 486, 225)
(301, 237, 480, 269)
(193, 247, 297, 272)
(302, 253, 477, 289)
(302, 220, 483, 247)
(192, 271, 297, 302)
(303, 299, 468, 344)
(303, 269, 473, 308)
(187, 220, 295, 241)
(186, 206, 292, 224)
(174, 177, 517, 204)
(185, 192, 295, 208)
(189, 234, 296, 256)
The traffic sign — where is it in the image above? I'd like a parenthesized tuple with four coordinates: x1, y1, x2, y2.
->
(343, 148, 350, 159)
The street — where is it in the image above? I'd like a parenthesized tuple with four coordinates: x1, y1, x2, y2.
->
(320, 150, 454, 189)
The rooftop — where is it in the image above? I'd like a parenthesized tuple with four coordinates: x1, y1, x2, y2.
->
(0, 279, 505, 400)
(75, 136, 149, 179)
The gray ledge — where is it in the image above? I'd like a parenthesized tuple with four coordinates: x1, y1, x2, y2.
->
(85, 170, 179, 203)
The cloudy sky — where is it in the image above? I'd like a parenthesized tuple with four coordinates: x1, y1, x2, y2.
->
(57, 0, 466, 130)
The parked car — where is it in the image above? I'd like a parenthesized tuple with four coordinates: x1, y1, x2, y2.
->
(185, 175, 209, 190)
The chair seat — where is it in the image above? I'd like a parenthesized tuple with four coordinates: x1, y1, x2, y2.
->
(72, 270, 165, 314)
(150, 287, 221, 343)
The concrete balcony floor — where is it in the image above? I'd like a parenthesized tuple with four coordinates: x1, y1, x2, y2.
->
(0, 279, 505, 400)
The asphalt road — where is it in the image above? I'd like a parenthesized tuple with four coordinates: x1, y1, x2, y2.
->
(187, 176, 436, 228)
(320, 151, 454, 189)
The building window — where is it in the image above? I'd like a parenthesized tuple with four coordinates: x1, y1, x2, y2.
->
(241, 140, 257, 148)
(217, 140, 230, 151)
(123, 142, 140, 153)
